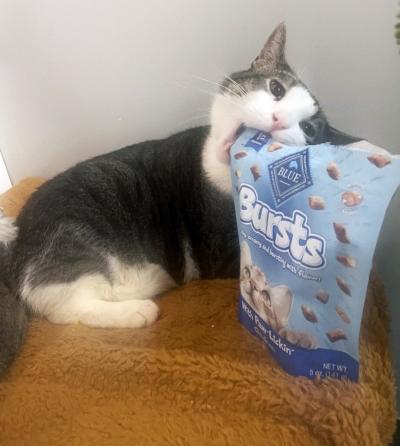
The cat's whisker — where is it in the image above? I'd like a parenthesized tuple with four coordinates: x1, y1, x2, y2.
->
(224, 74, 248, 96)
(172, 79, 242, 109)
(173, 82, 223, 102)
(224, 74, 248, 95)
(171, 80, 213, 97)
(181, 113, 210, 125)
(218, 84, 243, 99)
(190, 75, 243, 100)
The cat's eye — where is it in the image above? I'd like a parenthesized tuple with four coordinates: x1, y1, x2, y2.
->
(269, 79, 285, 100)
(261, 290, 271, 302)
(300, 121, 316, 139)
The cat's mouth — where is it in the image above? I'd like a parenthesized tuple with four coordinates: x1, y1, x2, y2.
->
(218, 120, 292, 164)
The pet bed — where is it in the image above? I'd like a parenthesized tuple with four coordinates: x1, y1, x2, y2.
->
(0, 178, 396, 445)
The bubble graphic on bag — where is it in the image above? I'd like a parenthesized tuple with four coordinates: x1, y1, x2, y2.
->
(230, 128, 400, 381)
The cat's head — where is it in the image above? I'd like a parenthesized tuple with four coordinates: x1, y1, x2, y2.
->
(203, 23, 359, 193)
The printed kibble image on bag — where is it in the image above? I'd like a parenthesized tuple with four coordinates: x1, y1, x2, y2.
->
(230, 128, 400, 381)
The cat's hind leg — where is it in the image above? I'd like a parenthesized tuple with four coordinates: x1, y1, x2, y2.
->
(21, 262, 176, 328)
(106, 258, 176, 302)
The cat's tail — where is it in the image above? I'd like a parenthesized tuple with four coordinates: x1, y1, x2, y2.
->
(0, 211, 28, 375)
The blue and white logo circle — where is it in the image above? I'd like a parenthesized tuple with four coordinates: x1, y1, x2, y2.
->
(269, 149, 313, 206)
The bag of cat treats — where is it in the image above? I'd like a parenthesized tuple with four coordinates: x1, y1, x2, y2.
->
(230, 128, 400, 381)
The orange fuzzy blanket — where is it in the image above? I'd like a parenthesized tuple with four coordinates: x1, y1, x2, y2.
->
(0, 179, 397, 445)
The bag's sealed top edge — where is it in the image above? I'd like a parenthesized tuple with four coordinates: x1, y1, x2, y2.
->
(343, 139, 399, 159)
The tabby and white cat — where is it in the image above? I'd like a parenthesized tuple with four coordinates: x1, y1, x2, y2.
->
(0, 24, 359, 372)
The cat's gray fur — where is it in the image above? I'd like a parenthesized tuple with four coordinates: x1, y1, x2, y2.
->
(0, 212, 27, 375)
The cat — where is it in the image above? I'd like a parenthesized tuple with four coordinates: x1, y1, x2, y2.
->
(0, 23, 360, 374)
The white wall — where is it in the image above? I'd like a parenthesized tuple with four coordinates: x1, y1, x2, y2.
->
(0, 0, 285, 180)
(1, 0, 399, 404)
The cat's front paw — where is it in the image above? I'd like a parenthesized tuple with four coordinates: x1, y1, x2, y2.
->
(133, 300, 160, 327)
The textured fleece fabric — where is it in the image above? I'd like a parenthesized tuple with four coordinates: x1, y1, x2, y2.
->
(0, 179, 396, 446)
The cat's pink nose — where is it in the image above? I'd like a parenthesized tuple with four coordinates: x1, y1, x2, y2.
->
(271, 113, 286, 130)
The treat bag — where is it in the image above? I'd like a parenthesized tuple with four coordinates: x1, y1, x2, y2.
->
(230, 128, 400, 381)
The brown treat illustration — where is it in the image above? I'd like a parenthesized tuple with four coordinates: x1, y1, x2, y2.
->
(342, 191, 363, 207)
(296, 332, 318, 349)
(234, 150, 248, 160)
(308, 196, 325, 210)
(279, 328, 317, 349)
(267, 142, 283, 152)
(315, 290, 329, 304)
(336, 255, 357, 268)
(336, 306, 351, 324)
(301, 305, 318, 323)
(327, 162, 340, 180)
(234, 169, 242, 178)
(336, 277, 351, 296)
(250, 164, 261, 181)
(367, 153, 391, 168)
(333, 222, 350, 244)
(326, 329, 347, 343)
(278, 328, 299, 345)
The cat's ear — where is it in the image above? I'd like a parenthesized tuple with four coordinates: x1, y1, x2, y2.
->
(326, 126, 363, 146)
(252, 22, 287, 72)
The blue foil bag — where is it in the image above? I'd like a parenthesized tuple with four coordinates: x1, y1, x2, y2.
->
(230, 128, 400, 381)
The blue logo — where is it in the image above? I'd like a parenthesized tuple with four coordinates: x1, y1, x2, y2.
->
(268, 149, 313, 206)
(244, 131, 271, 151)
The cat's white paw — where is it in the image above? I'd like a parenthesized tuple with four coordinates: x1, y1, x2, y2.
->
(40, 290, 160, 328)
(128, 300, 160, 328)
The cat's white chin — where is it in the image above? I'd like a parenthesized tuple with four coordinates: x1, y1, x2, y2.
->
(202, 121, 279, 194)
(216, 123, 246, 165)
